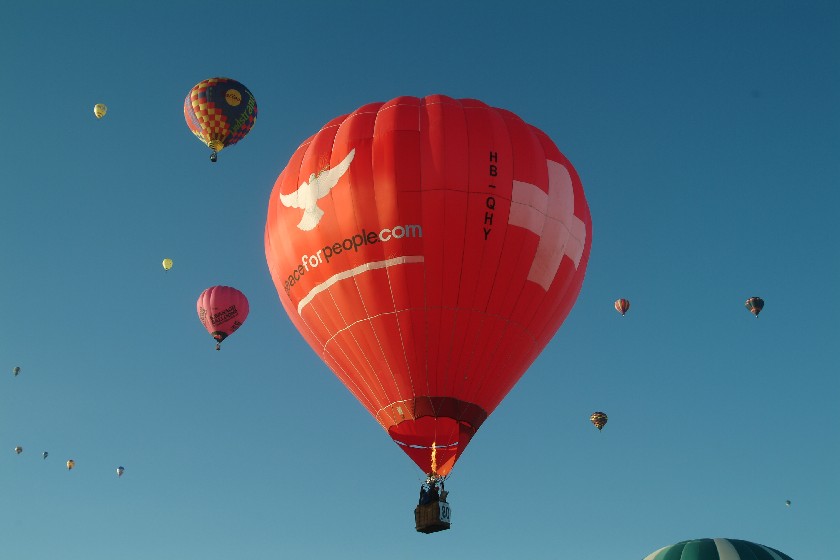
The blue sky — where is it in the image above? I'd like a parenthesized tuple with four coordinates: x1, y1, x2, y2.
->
(1, 2, 837, 558)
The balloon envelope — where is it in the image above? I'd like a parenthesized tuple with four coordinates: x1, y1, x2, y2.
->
(643, 538, 793, 560)
(590, 411, 608, 430)
(614, 298, 630, 316)
(162, 258, 173, 271)
(745, 296, 764, 317)
(184, 77, 257, 157)
(66, 459, 75, 470)
(13, 366, 20, 376)
(94, 104, 107, 118)
(196, 286, 249, 348)
(265, 95, 591, 475)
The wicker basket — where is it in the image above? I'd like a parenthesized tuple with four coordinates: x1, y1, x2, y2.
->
(414, 501, 451, 533)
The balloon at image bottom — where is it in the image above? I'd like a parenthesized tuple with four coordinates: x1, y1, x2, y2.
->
(643, 538, 793, 560)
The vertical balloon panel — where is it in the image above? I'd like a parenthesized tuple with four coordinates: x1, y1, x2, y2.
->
(266, 95, 591, 475)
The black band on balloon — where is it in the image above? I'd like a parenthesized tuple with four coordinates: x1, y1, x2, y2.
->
(212, 331, 228, 342)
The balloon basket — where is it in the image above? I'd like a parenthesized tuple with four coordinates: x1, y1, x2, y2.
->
(414, 500, 451, 534)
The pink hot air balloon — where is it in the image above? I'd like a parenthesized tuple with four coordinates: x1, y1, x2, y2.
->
(197, 286, 250, 350)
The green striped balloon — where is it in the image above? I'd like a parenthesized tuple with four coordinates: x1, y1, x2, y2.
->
(643, 538, 793, 560)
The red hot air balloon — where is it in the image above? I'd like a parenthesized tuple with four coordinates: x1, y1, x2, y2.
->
(197, 286, 249, 350)
(265, 95, 592, 477)
(614, 298, 630, 316)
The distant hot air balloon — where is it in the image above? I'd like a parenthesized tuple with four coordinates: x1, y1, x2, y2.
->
(162, 258, 173, 271)
(13, 366, 20, 376)
(643, 538, 793, 560)
(184, 77, 257, 162)
(42, 451, 48, 460)
(197, 286, 250, 350)
(785, 499, 791, 507)
(265, 95, 592, 479)
(14, 446, 23, 454)
(94, 104, 107, 119)
(745, 296, 764, 317)
(590, 411, 608, 431)
(116, 466, 125, 477)
(614, 298, 630, 316)
(66, 459, 75, 470)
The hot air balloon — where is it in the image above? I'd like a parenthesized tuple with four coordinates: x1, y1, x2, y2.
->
(13, 366, 20, 376)
(162, 258, 173, 271)
(614, 298, 630, 316)
(42, 451, 48, 459)
(184, 77, 257, 162)
(785, 499, 791, 507)
(116, 466, 125, 477)
(590, 411, 608, 431)
(745, 296, 764, 317)
(643, 538, 793, 560)
(14, 446, 22, 454)
(265, 95, 592, 485)
(66, 459, 75, 470)
(197, 286, 250, 350)
(94, 104, 107, 119)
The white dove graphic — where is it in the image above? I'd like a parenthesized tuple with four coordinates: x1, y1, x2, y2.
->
(279, 149, 356, 231)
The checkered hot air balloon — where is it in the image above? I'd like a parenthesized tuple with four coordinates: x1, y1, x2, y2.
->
(184, 77, 257, 162)
(590, 412, 608, 431)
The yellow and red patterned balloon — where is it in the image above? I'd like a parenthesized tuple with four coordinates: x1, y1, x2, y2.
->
(184, 77, 257, 162)
(590, 411, 608, 431)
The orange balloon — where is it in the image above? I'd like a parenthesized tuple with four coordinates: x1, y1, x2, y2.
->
(265, 95, 592, 475)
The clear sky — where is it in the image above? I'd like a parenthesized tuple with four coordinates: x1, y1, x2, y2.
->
(1, 2, 837, 559)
